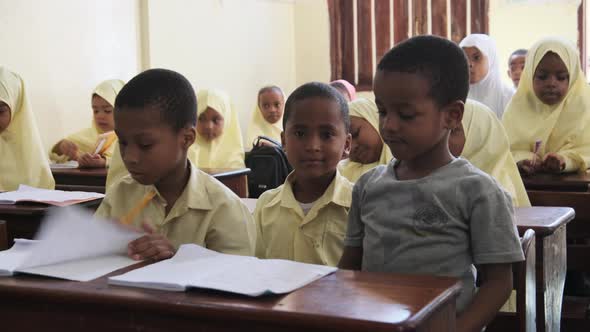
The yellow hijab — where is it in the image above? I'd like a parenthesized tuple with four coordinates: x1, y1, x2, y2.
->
(246, 88, 284, 148)
(190, 89, 245, 168)
(502, 37, 590, 172)
(0, 67, 55, 191)
(462, 100, 530, 207)
(51, 79, 125, 162)
(338, 98, 393, 182)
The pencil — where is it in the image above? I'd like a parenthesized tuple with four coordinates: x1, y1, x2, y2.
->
(120, 190, 157, 225)
(532, 139, 542, 168)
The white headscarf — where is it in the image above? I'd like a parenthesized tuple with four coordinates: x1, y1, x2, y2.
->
(460, 34, 514, 119)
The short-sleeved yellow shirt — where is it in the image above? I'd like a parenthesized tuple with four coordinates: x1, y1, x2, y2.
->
(95, 161, 255, 256)
(254, 171, 353, 266)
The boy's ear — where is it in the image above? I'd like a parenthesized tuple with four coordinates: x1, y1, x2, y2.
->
(343, 132, 352, 156)
(280, 131, 286, 148)
(180, 126, 196, 149)
(443, 100, 464, 131)
(507, 69, 512, 79)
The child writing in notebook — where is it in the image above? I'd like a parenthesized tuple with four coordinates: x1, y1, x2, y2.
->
(254, 82, 353, 266)
(51, 79, 125, 168)
(449, 99, 530, 207)
(0, 66, 55, 191)
(338, 98, 393, 182)
(190, 89, 245, 168)
(503, 37, 590, 175)
(338, 36, 523, 332)
(95, 69, 255, 261)
(460, 34, 514, 118)
(246, 85, 285, 146)
(507, 49, 527, 88)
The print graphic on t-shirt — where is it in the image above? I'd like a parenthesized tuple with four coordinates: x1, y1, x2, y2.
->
(411, 205, 449, 236)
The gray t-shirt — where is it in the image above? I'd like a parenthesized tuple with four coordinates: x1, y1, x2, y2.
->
(344, 158, 524, 313)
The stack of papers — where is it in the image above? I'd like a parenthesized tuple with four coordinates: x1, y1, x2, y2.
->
(0, 206, 140, 281)
(0, 185, 104, 206)
(109, 244, 337, 296)
(50, 160, 79, 169)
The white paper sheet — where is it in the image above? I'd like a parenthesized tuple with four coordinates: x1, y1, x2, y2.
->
(0, 185, 104, 205)
(109, 244, 337, 296)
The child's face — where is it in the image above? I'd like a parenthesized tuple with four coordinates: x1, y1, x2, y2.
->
(374, 70, 460, 161)
(463, 47, 489, 84)
(92, 95, 115, 132)
(258, 90, 284, 124)
(533, 52, 569, 106)
(0, 102, 11, 133)
(197, 107, 224, 141)
(349, 116, 383, 164)
(448, 124, 466, 157)
(507, 54, 526, 87)
(115, 107, 195, 186)
(282, 97, 351, 180)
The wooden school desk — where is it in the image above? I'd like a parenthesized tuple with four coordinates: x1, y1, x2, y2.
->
(0, 199, 103, 246)
(52, 167, 251, 198)
(522, 171, 590, 192)
(0, 269, 461, 332)
(515, 206, 575, 332)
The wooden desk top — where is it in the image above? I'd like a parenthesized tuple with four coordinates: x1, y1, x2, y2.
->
(51, 167, 108, 178)
(515, 206, 575, 236)
(522, 171, 590, 192)
(0, 269, 460, 331)
(0, 198, 103, 216)
(201, 167, 251, 179)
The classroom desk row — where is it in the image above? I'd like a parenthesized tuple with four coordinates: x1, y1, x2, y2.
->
(51, 167, 251, 198)
(0, 263, 461, 331)
(0, 202, 574, 332)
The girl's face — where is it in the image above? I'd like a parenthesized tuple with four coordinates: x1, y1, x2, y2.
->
(533, 52, 570, 106)
(197, 107, 224, 141)
(92, 94, 115, 132)
(349, 116, 383, 164)
(258, 90, 284, 124)
(0, 102, 11, 133)
(463, 47, 489, 84)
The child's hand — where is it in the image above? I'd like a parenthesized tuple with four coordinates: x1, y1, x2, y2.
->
(516, 159, 539, 176)
(127, 221, 175, 261)
(77, 153, 106, 168)
(541, 153, 565, 173)
(57, 139, 79, 160)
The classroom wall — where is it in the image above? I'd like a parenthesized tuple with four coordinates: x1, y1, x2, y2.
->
(0, 0, 140, 152)
(147, 0, 296, 148)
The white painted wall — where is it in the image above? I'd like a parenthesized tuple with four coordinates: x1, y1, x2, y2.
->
(0, 0, 140, 151)
(147, 0, 296, 147)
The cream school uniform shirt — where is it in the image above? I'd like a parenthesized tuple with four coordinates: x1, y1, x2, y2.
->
(254, 171, 353, 266)
(95, 161, 255, 256)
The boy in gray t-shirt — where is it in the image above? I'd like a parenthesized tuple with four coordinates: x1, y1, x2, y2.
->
(339, 36, 524, 332)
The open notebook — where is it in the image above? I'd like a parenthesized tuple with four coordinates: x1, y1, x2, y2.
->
(109, 244, 337, 296)
(0, 185, 104, 206)
(0, 206, 140, 281)
(50, 160, 79, 169)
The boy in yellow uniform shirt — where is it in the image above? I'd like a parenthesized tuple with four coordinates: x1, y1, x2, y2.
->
(254, 82, 353, 266)
(95, 69, 255, 261)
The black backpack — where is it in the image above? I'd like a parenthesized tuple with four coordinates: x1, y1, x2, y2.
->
(245, 136, 292, 198)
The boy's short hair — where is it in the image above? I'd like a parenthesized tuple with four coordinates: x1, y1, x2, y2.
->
(258, 85, 283, 97)
(509, 49, 528, 64)
(115, 68, 197, 131)
(283, 82, 350, 131)
(377, 35, 469, 107)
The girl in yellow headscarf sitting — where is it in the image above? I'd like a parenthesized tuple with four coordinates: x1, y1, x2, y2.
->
(337, 98, 392, 182)
(503, 37, 590, 175)
(449, 100, 530, 207)
(190, 89, 245, 169)
(246, 86, 285, 148)
(50, 79, 125, 168)
(0, 66, 55, 191)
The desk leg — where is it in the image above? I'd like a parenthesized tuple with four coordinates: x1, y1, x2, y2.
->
(536, 225, 566, 332)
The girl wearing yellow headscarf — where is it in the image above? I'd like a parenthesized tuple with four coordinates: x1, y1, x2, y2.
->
(246, 86, 285, 148)
(190, 89, 245, 168)
(449, 100, 530, 207)
(503, 37, 590, 175)
(337, 98, 393, 182)
(51, 79, 125, 168)
(0, 67, 55, 191)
